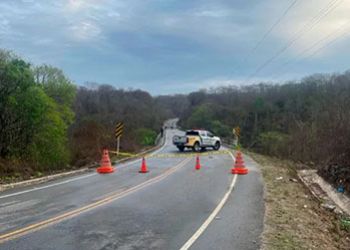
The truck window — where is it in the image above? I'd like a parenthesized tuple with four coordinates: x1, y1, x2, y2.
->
(186, 131, 199, 136)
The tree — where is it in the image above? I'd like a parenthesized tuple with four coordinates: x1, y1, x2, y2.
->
(0, 51, 37, 157)
(0, 51, 71, 174)
(34, 65, 76, 126)
(27, 87, 70, 170)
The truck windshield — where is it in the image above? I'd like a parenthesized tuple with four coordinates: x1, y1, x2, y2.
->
(186, 131, 199, 136)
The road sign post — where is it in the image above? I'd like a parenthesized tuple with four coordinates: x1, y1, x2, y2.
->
(115, 122, 124, 154)
(232, 126, 240, 149)
(117, 137, 120, 155)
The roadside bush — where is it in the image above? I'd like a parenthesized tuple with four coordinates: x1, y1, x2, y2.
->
(256, 131, 290, 157)
(210, 120, 231, 137)
(70, 119, 110, 166)
(135, 128, 157, 146)
(27, 87, 70, 171)
(185, 103, 215, 129)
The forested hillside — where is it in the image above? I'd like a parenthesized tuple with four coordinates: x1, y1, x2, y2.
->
(1, 49, 349, 191)
(0, 51, 166, 181)
(160, 74, 350, 191)
(71, 86, 166, 166)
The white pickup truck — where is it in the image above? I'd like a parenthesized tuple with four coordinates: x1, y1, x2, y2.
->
(172, 129, 221, 152)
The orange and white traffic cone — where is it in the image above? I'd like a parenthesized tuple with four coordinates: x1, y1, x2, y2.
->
(195, 155, 201, 170)
(97, 149, 115, 174)
(139, 157, 149, 173)
(231, 151, 248, 175)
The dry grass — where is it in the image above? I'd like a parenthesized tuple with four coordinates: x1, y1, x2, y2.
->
(248, 152, 350, 250)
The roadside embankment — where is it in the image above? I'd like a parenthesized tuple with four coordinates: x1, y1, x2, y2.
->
(249, 152, 350, 250)
(0, 132, 166, 192)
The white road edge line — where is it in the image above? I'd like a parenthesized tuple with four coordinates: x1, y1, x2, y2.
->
(0, 132, 169, 200)
(0, 174, 97, 200)
(179, 151, 237, 250)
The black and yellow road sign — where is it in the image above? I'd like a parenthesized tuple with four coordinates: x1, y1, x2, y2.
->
(115, 122, 124, 139)
(233, 126, 241, 137)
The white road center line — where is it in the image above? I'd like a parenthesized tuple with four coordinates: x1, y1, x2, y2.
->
(179, 151, 237, 250)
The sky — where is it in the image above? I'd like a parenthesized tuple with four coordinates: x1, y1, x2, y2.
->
(0, 0, 350, 94)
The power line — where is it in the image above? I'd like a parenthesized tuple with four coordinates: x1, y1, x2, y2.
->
(269, 21, 350, 81)
(249, 0, 298, 54)
(232, 0, 298, 78)
(244, 0, 344, 84)
(272, 27, 349, 83)
(306, 28, 349, 58)
(286, 26, 350, 80)
(246, 0, 342, 83)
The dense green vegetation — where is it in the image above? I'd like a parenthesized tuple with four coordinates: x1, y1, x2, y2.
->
(0, 51, 165, 180)
(0, 51, 75, 177)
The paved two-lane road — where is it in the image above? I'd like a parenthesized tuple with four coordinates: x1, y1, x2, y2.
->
(0, 126, 264, 250)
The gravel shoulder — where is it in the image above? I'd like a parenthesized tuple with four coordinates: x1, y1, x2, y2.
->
(248, 152, 350, 250)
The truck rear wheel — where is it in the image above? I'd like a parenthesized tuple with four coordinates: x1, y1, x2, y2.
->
(192, 142, 201, 152)
(213, 141, 221, 151)
(178, 146, 185, 152)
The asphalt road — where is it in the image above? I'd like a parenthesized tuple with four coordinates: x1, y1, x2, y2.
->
(0, 121, 264, 250)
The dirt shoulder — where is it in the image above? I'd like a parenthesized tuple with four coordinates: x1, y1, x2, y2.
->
(248, 152, 350, 250)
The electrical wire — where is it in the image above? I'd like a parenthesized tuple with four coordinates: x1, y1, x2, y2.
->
(231, 0, 298, 79)
(269, 21, 350, 81)
(249, 0, 298, 54)
(244, 0, 344, 84)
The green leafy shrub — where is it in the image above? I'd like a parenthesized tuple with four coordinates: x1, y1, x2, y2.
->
(210, 120, 231, 137)
(28, 88, 70, 170)
(135, 128, 157, 146)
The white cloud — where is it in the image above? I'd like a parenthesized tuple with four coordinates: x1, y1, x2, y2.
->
(33, 38, 54, 46)
(107, 10, 121, 18)
(1, 0, 350, 92)
(198, 76, 276, 87)
(59, 0, 124, 43)
(155, 75, 275, 94)
(0, 18, 10, 35)
(194, 9, 230, 18)
(68, 21, 102, 41)
(66, 0, 86, 12)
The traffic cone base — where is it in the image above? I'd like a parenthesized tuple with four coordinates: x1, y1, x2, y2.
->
(97, 149, 115, 174)
(195, 155, 201, 170)
(97, 166, 115, 174)
(231, 151, 248, 175)
(139, 157, 149, 173)
(231, 167, 249, 175)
